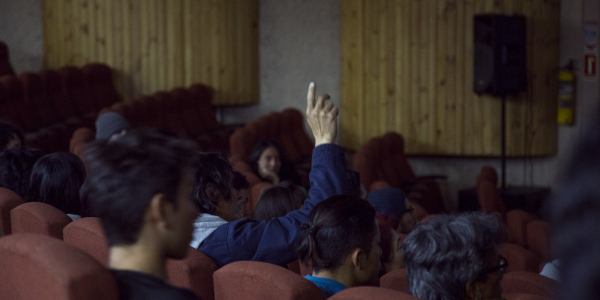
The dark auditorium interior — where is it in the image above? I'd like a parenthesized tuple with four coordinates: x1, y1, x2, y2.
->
(0, 0, 599, 299)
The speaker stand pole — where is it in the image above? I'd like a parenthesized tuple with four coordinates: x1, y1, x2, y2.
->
(501, 95, 507, 192)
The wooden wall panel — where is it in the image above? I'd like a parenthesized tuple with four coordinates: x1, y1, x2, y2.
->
(43, 0, 259, 106)
(340, 0, 560, 156)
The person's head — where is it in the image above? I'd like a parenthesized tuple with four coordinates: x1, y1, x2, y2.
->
(253, 181, 307, 221)
(95, 112, 131, 141)
(297, 195, 381, 287)
(402, 213, 508, 300)
(249, 140, 283, 176)
(84, 129, 199, 259)
(367, 187, 416, 234)
(0, 121, 23, 150)
(377, 213, 404, 277)
(193, 152, 240, 221)
(27, 152, 86, 215)
(232, 171, 249, 217)
(0, 147, 42, 198)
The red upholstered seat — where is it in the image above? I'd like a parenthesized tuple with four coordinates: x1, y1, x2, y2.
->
(476, 166, 508, 223)
(328, 286, 420, 300)
(503, 293, 553, 300)
(10, 202, 72, 239)
(501, 271, 556, 298)
(59, 66, 95, 117)
(0, 233, 119, 300)
(526, 220, 553, 261)
(189, 83, 219, 132)
(0, 187, 25, 235)
(166, 246, 219, 300)
(498, 243, 542, 273)
(82, 63, 122, 110)
(19, 72, 58, 127)
(213, 260, 325, 300)
(0, 76, 23, 126)
(0, 41, 16, 77)
(380, 268, 409, 293)
(63, 217, 109, 266)
(507, 209, 538, 246)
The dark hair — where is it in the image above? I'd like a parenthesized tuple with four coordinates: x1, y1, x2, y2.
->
(253, 181, 307, 221)
(193, 152, 234, 214)
(248, 140, 284, 175)
(0, 121, 24, 151)
(376, 214, 396, 277)
(83, 128, 198, 246)
(232, 171, 249, 190)
(297, 195, 377, 273)
(0, 147, 42, 198)
(402, 213, 507, 300)
(27, 152, 86, 215)
(345, 170, 361, 197)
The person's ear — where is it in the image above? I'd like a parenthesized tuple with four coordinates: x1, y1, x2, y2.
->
(465, 281, 482, 300)
(350, 248, 366, 269)
(149, 193, 174, 229)
(206, 183, 221, 201)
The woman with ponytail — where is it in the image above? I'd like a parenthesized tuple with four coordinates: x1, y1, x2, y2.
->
(297, 195, 381, 298)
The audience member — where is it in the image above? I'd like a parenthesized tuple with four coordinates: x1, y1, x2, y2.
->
(377, 214, 404, 277)
(0, 147, 42, 198)
(95, 112, 130, 141)
(249, 140, 300, 185)
(197, 82, 346, 268)
(402, 213, 508, 300)
(253, 181, 307, 221)
(232, 171, 249, 217)
(84, 128, 201, 300)
(27, 152, 86, 219)
(367, 187, 416, 234)
(0, 121, 23, 151)
(190, 152, 242, 248)
(297, 195, 381, 297)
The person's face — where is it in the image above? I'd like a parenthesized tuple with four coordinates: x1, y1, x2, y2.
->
(215, 187, 240, 222)
(6, 133, 21, 149)
(360, 220, 382, 286)
(168, 169, 200, 259)
(398, 201, 417, 234)
(236, 188, 248, 218)
(384, 228, 405, 273)
(470, 252, 505, 300)
(257, 146, 281, 174)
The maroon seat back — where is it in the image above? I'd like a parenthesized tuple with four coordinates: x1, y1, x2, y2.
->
(329, 287, 420, 300)
(501, 271, 556, 298)
(283, 108, 313, 157)
(10, 202, 72, 239)
(19, 72, 58, 126)
(526, 220, 553, 261)
(63, 217, 109, 266)
(60, 66, 94, 116)
(40, 69, 79, 120)
(0, 187, 25, 235)
(189, 84, 218, 132)
(0, 76, 21, 125)
(0, 41, 16, 77)
(173, 88, 204, 136)
(477, 180, 508, 223)
(380, 268, 409, 293)
(166, 246, 219, 300)
(213, 260, 325, 300)
(506, 209, 538, 246)
(82, 63, 121, 109)
(0, 233, 119, 300)
(1, 76, 34, 130)
(498, 243, 541, 273)
(503, 293, 553, 300)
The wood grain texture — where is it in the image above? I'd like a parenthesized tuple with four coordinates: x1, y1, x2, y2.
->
(340, 0, 560, 156)
(43, 0, 259, 105)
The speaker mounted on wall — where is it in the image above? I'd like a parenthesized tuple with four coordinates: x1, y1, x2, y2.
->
(474, 14, 527, 97)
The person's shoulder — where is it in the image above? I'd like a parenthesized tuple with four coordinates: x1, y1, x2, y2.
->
(111, 270, 202, 300)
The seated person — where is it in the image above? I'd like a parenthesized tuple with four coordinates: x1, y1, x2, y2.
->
(232, 171, 249, 217)
(198, 82, 347, 268)
(249, 140, 300, 185)
(27, 152, 86, 220)
(191, 152, 243, 248)
(84, 128, 201, 300)
(252, 181, 307, 221)
(0, 121, 23, 151)
(0, 147, 42, 198)
(297, 195, 381, 298)
(402, 213, 508, 300)
(367, 187, 417, 234)
(377, 214, 404, 277)
(95, 112, 130, 141)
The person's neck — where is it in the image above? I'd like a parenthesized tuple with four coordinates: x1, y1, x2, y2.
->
(312, 265, 355, 288)
(109, 241, 167, 280)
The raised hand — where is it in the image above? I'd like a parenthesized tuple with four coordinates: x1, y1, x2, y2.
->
(305, 82, 338, 147)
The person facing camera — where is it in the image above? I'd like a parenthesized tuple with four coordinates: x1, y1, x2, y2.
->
(297, 195, 381, 298)
(402, 213, 508, 300)
(249, 140, 300, 185)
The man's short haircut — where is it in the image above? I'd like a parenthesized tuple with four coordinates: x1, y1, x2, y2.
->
(27, 152, 86, 215)
(193, 152, 234, 214)
(232, 171, 249, 190)
(0, 147, 42, 198)
(402, 213, 507, 300)
(297, 195, 377, 273)
(84, 129, 198, 246)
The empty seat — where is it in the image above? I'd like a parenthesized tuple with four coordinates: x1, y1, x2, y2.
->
(498, 243, 541, 273)
(328, 286, 420, 300)
(213, 260, 325, 300)
(39, 69, 80, 121)
(379, 268, 409, 293)
(501, 271, 556, 298)
(81, 63, 122, 109)
(166, 246, 219, 300)
(507, 209, 538, 246)
(10, 202, 72, 239)
(0, 233, 119, 300)
(0, 187, 25, 235)
(503, 293, 553, 300)
(526, 220, 553, 261)
(59, 66, 95, 117)
(63, 217, 109, 266)
(0, 41, 16, 77)
(19, 72, 59, 126)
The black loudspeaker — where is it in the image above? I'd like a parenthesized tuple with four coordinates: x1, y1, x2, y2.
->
(474, 14, 527, 96)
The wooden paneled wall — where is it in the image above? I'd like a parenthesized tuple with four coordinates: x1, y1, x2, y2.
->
(43, 0, 259, 106)
(341, 0, 560, 156)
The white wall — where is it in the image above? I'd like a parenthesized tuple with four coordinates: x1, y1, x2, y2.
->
(0, 0, 43, 73)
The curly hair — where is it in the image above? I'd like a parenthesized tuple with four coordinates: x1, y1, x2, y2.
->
(0, 147, 42, 198)
(193, 152, 234, 214)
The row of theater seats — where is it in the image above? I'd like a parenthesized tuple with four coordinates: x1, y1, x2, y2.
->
(229, 108, 314, 216)
(0, 63, 122, 153)
(69, 83, 231, 160)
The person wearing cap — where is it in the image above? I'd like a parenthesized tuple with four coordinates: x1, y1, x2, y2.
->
(366, 187, 416, 234)
(95, 112, 131, 141)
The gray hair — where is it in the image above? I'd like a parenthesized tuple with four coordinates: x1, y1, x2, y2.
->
(402, 213, 507, 300)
